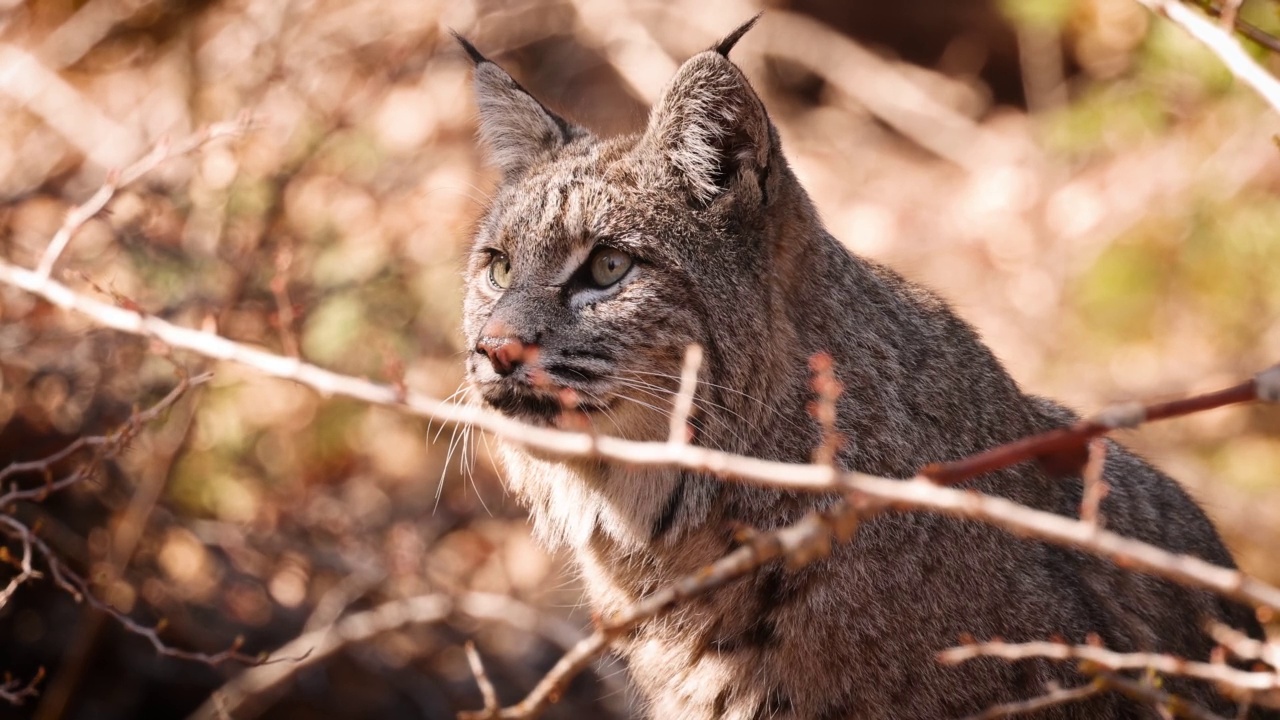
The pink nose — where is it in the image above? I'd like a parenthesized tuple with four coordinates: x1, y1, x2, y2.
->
(476, 319, 528, 375)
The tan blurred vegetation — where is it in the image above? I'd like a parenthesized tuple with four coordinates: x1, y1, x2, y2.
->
(0, 0, 1277, 718)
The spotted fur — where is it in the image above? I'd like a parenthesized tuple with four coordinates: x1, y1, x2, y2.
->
(457, 21, 1271, 720)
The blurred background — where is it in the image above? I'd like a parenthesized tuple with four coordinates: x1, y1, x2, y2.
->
(0, 0, 1277, 718)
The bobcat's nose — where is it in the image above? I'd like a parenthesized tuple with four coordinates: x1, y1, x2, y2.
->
(476, 319, 532, 376)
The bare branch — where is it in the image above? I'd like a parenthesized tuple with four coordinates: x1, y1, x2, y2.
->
(34, 116, 253, 279)
(0, 44, 142, 169)
(1, 261, 1278, 616)
(0, 372, 276, 687)
(0, 513, 274, 668)
(922, 377, 1266, 486)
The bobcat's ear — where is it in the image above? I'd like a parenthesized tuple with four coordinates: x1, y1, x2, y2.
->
(454, 33, 586, 179)
(642, 16, 771, 206)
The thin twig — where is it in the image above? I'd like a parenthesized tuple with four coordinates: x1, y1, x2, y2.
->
(0, 373, 212, 506)
(34, 115, 252, 279)
(941, 639, 1280, 695)
(465, 642, 500, 717)
(0, 528, 39, 609)
(959, 679, 1105, 719)
(0, 513, 279, 668)
(668, 343, 703, 445)
(0, 668, 45, 706)
(1095, 669, 1229, 720)
(0, 372, 277, 684)
(1079, 438, 1109, 524)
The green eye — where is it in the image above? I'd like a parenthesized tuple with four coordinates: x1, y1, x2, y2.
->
(588, 247, 632, 288)
(488, 254, 512, 289)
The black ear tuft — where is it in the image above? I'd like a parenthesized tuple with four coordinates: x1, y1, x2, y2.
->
(644, 35, 773, 206)
(460, 35, 589, 179)
(451, 31, 489, 66)
(713, 13, 762, 57)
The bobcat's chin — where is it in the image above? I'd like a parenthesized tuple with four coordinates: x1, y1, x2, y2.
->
(477, 379, 613, 426)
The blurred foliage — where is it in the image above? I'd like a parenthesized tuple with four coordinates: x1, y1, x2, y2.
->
(0, 0, 1277, 718)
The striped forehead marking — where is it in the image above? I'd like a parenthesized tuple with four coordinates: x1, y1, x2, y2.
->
(530, 173, 615, 242)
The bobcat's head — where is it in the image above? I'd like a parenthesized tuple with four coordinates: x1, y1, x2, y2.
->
(460, 18, 810, 446)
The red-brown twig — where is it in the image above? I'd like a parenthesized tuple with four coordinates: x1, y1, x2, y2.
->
(0, 668, 45, 706)
(921, 374, 1269, 485)
(34, 115, 252, 279)
(1216, 0, 1244, 32)
(1079, 438, 1109, 524)
(808, 352, 844, 466)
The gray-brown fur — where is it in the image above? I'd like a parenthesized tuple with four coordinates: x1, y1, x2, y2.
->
(458, 22, 1271, 719)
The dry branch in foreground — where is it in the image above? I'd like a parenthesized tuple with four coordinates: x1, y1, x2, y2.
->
(3, 251, 1279, 718)
(3, 256, 1277, 613)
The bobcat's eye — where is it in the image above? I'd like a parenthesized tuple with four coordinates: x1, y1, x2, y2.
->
(588, 247, 632, 288)
(488, 253, 512, 290)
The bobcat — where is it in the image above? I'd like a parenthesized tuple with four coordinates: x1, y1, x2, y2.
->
(457, 18, 1270, 719)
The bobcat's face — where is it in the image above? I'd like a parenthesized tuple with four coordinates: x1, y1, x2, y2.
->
(459, 26, 779, 440)
(462, 141, 703, 436)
